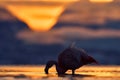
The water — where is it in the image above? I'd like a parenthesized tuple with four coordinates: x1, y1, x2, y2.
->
(0, 65, 120, 80)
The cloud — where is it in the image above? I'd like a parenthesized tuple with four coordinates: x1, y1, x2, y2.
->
(16, 27, 120, 44)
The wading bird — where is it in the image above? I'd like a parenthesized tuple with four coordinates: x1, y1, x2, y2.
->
(44, 44, 98, 75)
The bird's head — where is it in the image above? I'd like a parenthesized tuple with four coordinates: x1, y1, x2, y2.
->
(56, 66, 67, 75)
(44, 60, 67, 75)
(88, 56, 98, 64)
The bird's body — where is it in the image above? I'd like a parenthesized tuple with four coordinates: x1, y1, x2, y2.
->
(58, 48, 88, 71)
(44, 45, 98, 75)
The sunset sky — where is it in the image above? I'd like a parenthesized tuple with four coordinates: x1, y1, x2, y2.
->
(12, 0, 120, 45)
(0, 0, 115, 32)
(1, 0, 119, 45)
(0, 0, 120, 65)
(1, 0, 79, 31)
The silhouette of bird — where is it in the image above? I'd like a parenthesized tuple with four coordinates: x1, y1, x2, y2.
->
(44, 43, 98, 75)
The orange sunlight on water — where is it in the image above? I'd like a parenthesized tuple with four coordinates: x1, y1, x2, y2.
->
(0, 65, 120, 78)
(90, 0, 114, 3)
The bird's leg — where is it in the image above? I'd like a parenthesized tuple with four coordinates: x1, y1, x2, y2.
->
(72, 69, 75, 75)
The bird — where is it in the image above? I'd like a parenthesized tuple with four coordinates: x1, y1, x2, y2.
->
(44, 43, 98, 75)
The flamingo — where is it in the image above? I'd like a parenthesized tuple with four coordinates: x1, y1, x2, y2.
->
(44, 44, 98, 75)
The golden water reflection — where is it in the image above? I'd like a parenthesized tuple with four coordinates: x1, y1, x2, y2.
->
(0, 65, 120, 79)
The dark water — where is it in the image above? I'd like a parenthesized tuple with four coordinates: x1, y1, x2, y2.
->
(0, 1, 120, 65)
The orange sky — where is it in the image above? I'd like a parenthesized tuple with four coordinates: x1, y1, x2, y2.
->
(1, 0, 78, 32)
(2, 0, 114, 32)
(24, 0, 113, 31)
(29, 0, 114, 31)
(6, 5, 65, 32)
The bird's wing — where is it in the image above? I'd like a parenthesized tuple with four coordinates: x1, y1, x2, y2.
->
(70, 48, 90, 64)
(58, 48, 81, 69)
